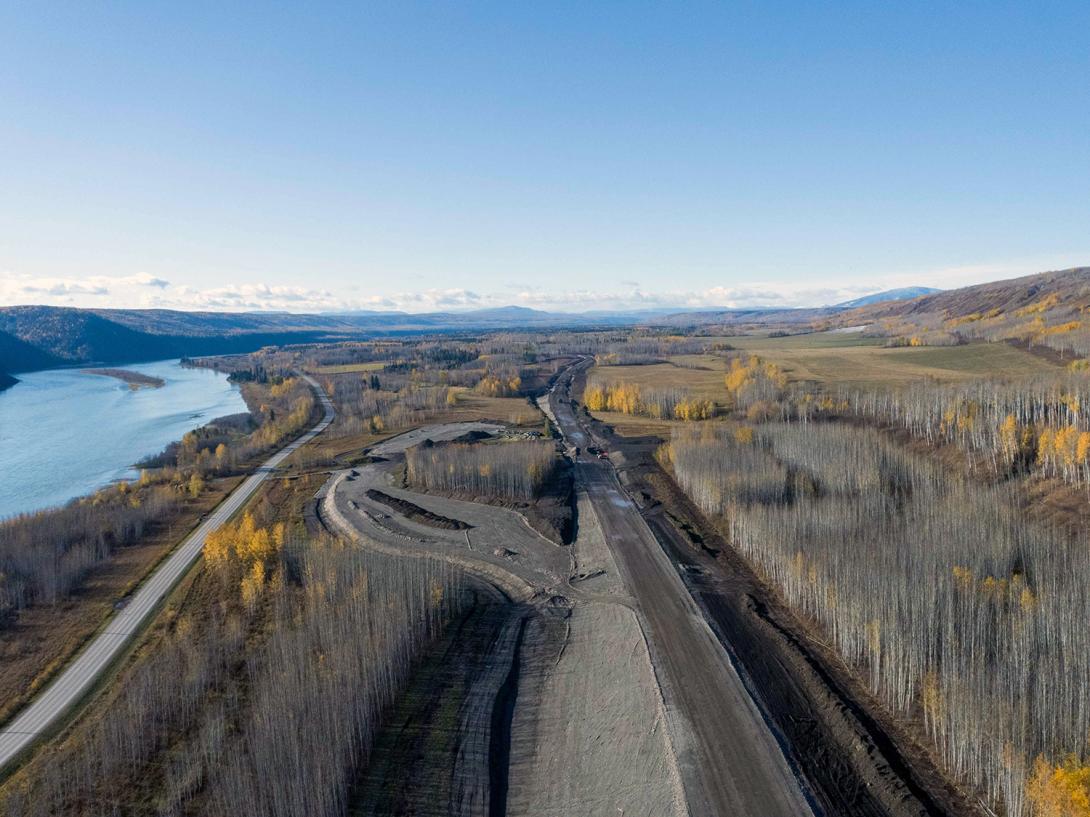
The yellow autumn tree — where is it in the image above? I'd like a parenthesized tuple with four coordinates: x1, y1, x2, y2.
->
(244, 526, 272, 562)
(1038, 428, 1055, 466)
(1027, 755, 1090, 817)
(187, 473, 205, 498)
(203, 526, 232, 571)
(589, 380, 713, 421)
(724, 358, 754, 393)
(1054, 426, 1080, 474)
(920, 672, 943, 735)
(606, 383, 641, 414)
(723, 355, 786, 408)
(476, 373, 522, 397)
(1000, 414, 1019, 459)
(240, 559, 266, 612)
(584, 384, 607, 411)
(203, 515, 284, 588)
(1078, 432, 1090, 467)
(674, 398, 714, 421)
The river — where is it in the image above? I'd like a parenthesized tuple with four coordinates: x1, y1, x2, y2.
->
(0, 359, 246, 520)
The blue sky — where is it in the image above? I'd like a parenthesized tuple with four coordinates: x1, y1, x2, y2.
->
(1, 2, 1088, 312)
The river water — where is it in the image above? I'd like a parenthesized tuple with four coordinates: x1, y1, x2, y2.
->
(0, 360, 246, 520)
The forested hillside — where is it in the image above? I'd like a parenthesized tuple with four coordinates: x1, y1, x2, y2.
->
(839, 266, 1090, 355)
(0, 325, 62, 379)
(0, 306, 337, 374)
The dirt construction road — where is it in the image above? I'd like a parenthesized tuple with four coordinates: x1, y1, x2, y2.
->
(322, 422, 688, 816)
(548, 362, 814, 817)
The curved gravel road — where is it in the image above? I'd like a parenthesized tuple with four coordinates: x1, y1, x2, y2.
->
(0, 374, 334, 773)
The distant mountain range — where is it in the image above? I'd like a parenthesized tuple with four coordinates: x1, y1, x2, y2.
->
(0, 286, 943, 386)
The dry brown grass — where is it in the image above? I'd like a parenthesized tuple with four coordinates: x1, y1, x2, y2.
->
(758, 343, 1051, 386)
(710, 333, 1053, 386)
(590, 360, 727, 399)
(585, 411, 681, 439)
(443, 391, 541, 426)
(313, 362, 387, 374)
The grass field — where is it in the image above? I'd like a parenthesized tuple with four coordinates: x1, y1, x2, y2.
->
(447, 392, 542, 426)
(584, 334, 1055, 438)
(314, 361, 387, 374)
(592, 339, 1051, 396)
(714, 333, 1055, 387)
(590, 361, 727, 400)
(745, 342, 1052, 386)
(584, 410, 680, 438)
(710, 330, 881, 350)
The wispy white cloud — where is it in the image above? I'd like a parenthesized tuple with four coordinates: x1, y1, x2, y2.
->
(1, 271, 174, 304)
(0, 273, 348, 313)
(0, 274, 954, 313)
(1, 255, 1085, 314)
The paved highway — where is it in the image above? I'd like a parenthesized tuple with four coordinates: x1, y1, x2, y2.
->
(0, 374, 334, 773)
(548, 361, 814, 817)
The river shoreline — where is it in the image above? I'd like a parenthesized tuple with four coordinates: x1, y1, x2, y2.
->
(0, 359, 246, 519)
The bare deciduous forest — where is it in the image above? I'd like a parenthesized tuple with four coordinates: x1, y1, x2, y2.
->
(1, 534, 460, 817)
(0, 482, 174, 620)
(843, 374, 1090, 488)
(665, 422, 1090, 815)
(406, 439, 559, 501)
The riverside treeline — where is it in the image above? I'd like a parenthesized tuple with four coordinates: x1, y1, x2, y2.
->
(0, 376, 316, 630)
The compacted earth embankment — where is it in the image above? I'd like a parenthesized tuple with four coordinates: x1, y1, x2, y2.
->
(320, 422, 687, 817)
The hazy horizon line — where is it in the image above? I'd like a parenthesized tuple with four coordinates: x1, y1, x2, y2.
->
(1, 255, 1085, 315)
